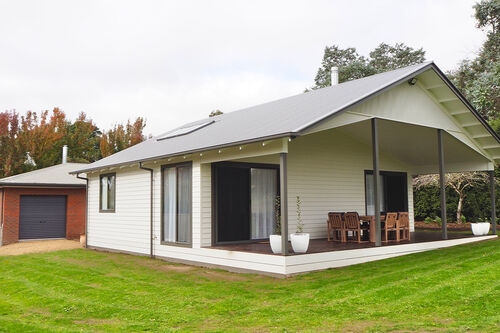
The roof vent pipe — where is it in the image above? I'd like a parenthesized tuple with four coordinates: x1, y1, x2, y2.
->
(331, 67, 339, 86)
(62, 145, 68, 164)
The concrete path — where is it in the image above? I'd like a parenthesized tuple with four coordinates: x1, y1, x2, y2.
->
(0, 239, 82, 256)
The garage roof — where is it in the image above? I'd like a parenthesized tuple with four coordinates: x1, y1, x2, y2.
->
(0, 163, 87, 187)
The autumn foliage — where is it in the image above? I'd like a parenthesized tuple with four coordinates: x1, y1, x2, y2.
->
(100, 118, 146, 158)
(0, 108, 146, 177)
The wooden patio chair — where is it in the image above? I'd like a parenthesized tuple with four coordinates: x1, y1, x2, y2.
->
(344, 212, 369, 243)
(382, 212, 399, 242)
(327, 212, 345, 242)
(397, 212, 410, 241)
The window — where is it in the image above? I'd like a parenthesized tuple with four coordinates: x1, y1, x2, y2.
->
(100, 173, 116, 212)
(162, 163, 192, 245)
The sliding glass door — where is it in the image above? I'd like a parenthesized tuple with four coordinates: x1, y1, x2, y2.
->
(214, 162, 279, 243)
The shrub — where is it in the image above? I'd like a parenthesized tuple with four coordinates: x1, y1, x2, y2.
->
(274, 195, 281, 235)
(296, 196, 304, 233)
(434, 216, 442, 226)
(424, 217, 433, 224)
(460, 215, 467, 223)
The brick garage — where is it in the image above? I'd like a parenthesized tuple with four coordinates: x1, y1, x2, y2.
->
(1, 187, 86, 245)
(0, 163, 87, 246)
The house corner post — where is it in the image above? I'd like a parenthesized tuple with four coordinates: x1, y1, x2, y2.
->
(280, 152, 289, 255)
(490, 170, 497, 235)
(371, 118, 381, 246)
(0, 188, 4, 247)
(437, 129, 447, 240)
(139, 163, 154, 258)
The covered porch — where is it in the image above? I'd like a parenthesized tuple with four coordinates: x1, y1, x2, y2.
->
(206, 116, 498, 260)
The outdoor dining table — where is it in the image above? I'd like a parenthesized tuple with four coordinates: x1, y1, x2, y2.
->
(359, 215, 386, 243)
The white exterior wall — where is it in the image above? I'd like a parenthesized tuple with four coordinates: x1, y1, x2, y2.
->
(87, 167, 151, 254)
(286, 129, 414, 238)
(200, 163, 212, 247)
(192, 161, 202, 248)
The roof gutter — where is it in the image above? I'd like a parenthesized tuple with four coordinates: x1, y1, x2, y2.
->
(139, 162, 154, 259)
(76, 173, 89, 249)
(69, 132, 298, 174)
(0, 183, 86, 188)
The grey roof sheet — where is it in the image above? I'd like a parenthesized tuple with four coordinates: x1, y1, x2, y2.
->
(72, 62, 435, 173)
(0, 163, 87, 186)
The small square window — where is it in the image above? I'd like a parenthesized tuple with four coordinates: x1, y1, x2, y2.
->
(100, 173, 116, 212)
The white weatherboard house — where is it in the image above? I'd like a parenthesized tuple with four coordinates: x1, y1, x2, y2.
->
(71, 62, 498, 277)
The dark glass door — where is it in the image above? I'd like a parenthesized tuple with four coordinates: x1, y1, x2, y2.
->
(385, 173, 408, 212)
(215, 166, 251, 242)
(365, 171, 408, 214)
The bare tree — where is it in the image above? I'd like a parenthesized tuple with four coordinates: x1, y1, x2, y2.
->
(413, 172, 489, 223)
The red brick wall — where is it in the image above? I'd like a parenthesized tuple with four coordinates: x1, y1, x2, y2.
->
(1, 187, 86, 245)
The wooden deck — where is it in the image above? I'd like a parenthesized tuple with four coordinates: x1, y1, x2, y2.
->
(210, 231, 474, 255)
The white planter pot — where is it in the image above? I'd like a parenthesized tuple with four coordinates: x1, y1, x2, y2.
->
(290, 233, 310, 253)
(471, 222, 490, 236)
(269, 235, 282, 254)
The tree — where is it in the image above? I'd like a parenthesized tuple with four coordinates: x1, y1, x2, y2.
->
(66, 112, 101, 163)
(0, 109, 148, 178)
(0, 111, 24, 177)
(447, 0, 499, 120)
(209, 109, 223, 117)
(17, 108, 68, 169)
(310, 43, 426, 89)
(474, 0, 499, 60)
(368, 43, 426, 73)
(413, 172, 489, 223)
(100, 117, 147, 158)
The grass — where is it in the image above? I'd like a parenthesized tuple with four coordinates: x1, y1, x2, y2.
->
(0, 237, 499, 332)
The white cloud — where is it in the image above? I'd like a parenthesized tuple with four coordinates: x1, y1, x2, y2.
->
(0, 0, 486, 135)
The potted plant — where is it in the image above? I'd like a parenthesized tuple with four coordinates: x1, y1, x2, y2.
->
(269, 195, 282, 254)
(290, 196, 309, 253)
(471, 219, 491, 236)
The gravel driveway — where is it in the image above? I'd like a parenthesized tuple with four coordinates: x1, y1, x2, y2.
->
(0, 239, 82, 256)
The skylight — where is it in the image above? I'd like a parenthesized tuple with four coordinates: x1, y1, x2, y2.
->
(157, 120, 214, 141)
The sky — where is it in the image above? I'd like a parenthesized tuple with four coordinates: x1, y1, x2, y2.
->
(0, 0, 487, 136)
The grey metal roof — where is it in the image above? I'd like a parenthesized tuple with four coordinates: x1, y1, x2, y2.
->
(0, 163, 87, 187)
(72, 61, 496, 174)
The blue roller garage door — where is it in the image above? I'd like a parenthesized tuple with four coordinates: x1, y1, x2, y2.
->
(19, 195, 67, 240)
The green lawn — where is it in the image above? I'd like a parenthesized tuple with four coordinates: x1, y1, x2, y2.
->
(0, 238, 499, 332)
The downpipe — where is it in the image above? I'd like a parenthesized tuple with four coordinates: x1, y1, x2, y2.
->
(139, 162, 154, 258)
(76, 173, 89, 248)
